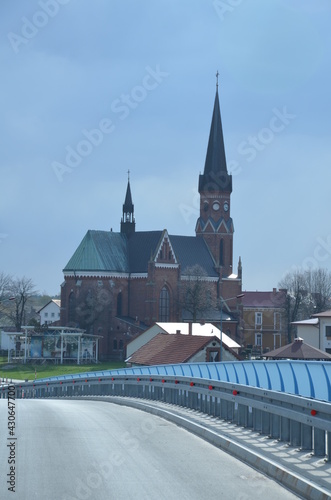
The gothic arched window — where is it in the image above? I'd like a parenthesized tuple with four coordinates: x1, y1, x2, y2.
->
(159, 286, 170, 321)
(68, 292, 75, 323)
(117, 292, 122, 317)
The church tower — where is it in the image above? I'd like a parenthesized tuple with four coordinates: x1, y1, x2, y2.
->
(196, 77, 234, 277)
(120, 172, 135, 235)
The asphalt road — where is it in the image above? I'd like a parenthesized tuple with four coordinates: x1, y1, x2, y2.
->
(0, 399, 300, 500)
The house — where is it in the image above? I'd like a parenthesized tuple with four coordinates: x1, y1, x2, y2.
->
(264, 337, 331, 361)
(60, 84, 243, 359)
(126, 333, 224, 366)
(241, 289, 287, 356)
(293, 310, 331, 354)
(126, 321, 241, 362)
(38, 299, 61, 326)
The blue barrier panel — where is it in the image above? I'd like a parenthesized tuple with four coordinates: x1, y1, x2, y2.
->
(252, 362, 271, 390)
(263, 363, 283, 392)
(306, 363, 330, 401)
(275, 362, 297, 395)
(232, 363, 248, 385)
(240, 363, 258, 388)
(223, 363, 238, 383)
(290, 362, 314, 399)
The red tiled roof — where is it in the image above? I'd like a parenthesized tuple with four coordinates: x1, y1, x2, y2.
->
(127, 333, 220, 365)
(242, 290, 286, 308)
(264, 339, 331, 360)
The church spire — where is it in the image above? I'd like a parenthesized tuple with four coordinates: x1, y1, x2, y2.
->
(198, 77, 232, 193)
(120, 171, 135, 235)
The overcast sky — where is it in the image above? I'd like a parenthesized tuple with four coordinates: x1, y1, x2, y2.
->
(1, 0, 331, 296)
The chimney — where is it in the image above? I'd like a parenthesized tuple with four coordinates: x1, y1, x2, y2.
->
(188, 322, 192, 335)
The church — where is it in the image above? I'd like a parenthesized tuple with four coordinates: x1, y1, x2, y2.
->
(60, 84, 243, 359)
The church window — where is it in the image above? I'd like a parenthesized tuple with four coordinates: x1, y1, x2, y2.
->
(113, 339, 118, 350)
(220, 239, 224, 266)
(117, 292, 122, 317)
(159, 286, 170, 321)
(119, 339, 124, 349)
(68, 292, 75, 323)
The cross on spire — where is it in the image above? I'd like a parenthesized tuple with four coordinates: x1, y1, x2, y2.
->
(127, 169, 130, 182)
(216, 70, 219, 89)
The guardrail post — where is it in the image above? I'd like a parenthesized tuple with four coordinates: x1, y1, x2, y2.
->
(290, 420, 301, 447)
(270, 414, 280, 439)
(253, 408, 262, 433)
(261, 410, 270, 436)
(327, 432, 331, 462)
(238, 404, 247, 427)
(301, 424, 312, 451)
(313, 428, 326, 457)
(280, 416, 290, 442)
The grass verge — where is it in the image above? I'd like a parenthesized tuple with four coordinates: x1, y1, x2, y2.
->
(0, 356, 126, 381)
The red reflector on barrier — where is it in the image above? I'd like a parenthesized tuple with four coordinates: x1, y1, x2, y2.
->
(60, 382, 63, 385)
(311, 409, 317, 416)
(98, 378, 102, 382)
(73, 380, 75, 384)
(137, 378, 141, 382)
(46, 383, 48, 386)
(85, 379, 88, 383)
(149, 378, 153, 382)
(111, 377, 115, 381)
(162, 379, 165, 383)
(208, 385, 213, 390)
(175, 380, 179, 384)
(233, 390, 238, 396)
(190, 382, 194, 387)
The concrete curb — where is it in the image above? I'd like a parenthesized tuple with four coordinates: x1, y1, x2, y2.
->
(69, 396, 331, 500)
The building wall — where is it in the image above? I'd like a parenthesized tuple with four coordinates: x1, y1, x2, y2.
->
(294, 325, 320, 349)
(318, 317, 331, 353)
(243, 306, 287, 354)
(40, 301, 60, 325)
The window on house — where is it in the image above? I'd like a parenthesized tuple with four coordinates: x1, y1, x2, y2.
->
(255, 333, 262, 346)
(113, 339, 118, 350)
(51, 312, 55, 318)
(255, 312, 262, 327)
(325, 326, 331, 338)
(274, 312, 281, 331)
(119, 339, 124, 350)
(45, 312, 48, 317)
(159, 286, 170, 321)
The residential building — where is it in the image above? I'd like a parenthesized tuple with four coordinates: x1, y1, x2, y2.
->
(38, 299, 61, 326)
(293, 310, 331, 354)
(126, 321, 241, 362)
(241, 289, 287, 356)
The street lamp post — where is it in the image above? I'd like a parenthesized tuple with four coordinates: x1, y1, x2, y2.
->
(220, 293, 244, 362)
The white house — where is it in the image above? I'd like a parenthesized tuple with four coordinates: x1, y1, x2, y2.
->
(126, 322, 241, 360)
(38, 299, 61, 326)
(292, 310, 331, 354)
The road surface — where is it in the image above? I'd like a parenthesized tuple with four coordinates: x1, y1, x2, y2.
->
(0, 399, 300, 499)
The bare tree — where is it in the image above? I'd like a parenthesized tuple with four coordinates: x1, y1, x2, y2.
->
(8, 276, 36, 330)
(279, 267, 331, 342)
(0, 271, 11, 300)
(179, 265, 214, 322)
(279, 271, 306, 343)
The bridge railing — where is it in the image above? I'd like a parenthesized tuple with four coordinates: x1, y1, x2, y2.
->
(2, 370, 331, 459)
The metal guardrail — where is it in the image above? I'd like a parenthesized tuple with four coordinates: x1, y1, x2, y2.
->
(2, 371, 331, 459)
(37, 360, 331, 402)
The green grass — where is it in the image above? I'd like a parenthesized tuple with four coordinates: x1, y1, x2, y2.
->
(0, 356, 126, 381)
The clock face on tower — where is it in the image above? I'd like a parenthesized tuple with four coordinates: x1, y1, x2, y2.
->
(223, 201, 229, 212)
(212, 201, 220, 211)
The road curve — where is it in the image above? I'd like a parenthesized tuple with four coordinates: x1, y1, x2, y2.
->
(0, 399, 299, 500)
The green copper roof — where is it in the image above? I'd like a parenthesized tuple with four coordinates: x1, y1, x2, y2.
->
(63, 230, 129, 272)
